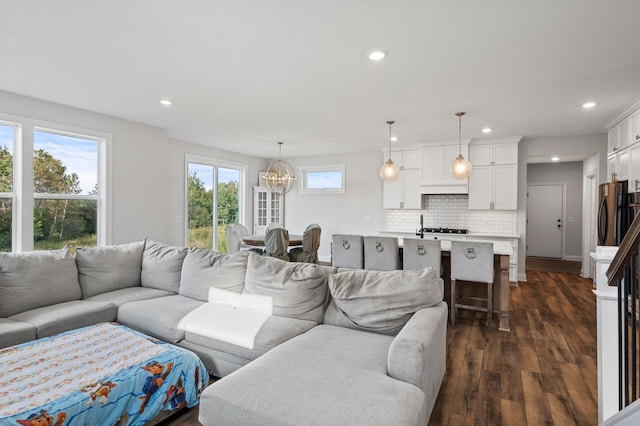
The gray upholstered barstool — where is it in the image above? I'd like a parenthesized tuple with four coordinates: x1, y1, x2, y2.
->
(363, 236, 400, 270)
(402, 238, 442, 276)
(331, 234, 364, 269)
(450, 241, 494, 328)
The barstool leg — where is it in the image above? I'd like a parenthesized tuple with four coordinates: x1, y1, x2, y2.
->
(487, 281, 493, 329)
(450, 278, 456, 325)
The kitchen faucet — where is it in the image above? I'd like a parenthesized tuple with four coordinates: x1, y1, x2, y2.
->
(416, 214, 424, 238)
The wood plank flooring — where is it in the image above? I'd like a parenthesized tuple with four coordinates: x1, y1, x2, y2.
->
(161, 267, 598, 426)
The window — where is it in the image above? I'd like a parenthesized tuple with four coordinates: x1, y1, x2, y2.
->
(0, 115, 109, 252)
(33, 129, 100, 251)
(0, 123, 15, 251)
(300, 164, 345, 194)
(186, 156, 245, 253)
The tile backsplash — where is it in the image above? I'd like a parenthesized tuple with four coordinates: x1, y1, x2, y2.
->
(386, 194, 517, 235)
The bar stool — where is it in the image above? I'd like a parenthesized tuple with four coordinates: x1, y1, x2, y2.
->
(402, 238, 442, 276)
(450, 241, 494, 328)
(363, 236, 400, 270)
(331, 235, 364, 269)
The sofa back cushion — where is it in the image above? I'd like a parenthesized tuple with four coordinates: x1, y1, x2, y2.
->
(244, 254, 329, 323)
(179, 248, 248, 301)
(323, 267, 443, 336)
(141, 239, 188, 293)
(0, 247, 82, 317)
(75, 241, 145, 298)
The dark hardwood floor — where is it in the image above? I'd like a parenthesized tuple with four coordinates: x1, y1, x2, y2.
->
(162, 266, 598, 426)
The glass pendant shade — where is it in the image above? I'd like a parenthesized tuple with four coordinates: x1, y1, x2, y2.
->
(451, 111, 472, 180)
(450, 155, 472, 179)
(262, 142, 297, 196)
(379, 160, 400, 181)
(380, 120, 399, 181)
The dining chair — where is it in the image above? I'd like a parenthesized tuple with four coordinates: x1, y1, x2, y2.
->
(289, 223, 321, 263)
(450, 241, 494, 328)
(264, 227, 290, 261)
(265, 222, 283, 232)
(363, 236, 400, 271)
(229, 223, 262, 254)
(402, 238, 442, 276)
(331, 234, 364, 269)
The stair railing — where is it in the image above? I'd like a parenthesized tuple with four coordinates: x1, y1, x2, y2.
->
(607, 212, 640, 410)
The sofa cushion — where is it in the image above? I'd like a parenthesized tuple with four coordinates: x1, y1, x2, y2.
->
(323, 267, 443, 336)
(244, 254, 328, 323)
(179, 248, 248, 301)
(199, 324, 427, 426)
(9, 300, 117, 339)
(0, 318, 36, 349)
(141, 239, 188, 293)
(183, 315, 317, 363)
(117, 295, 204, 343)
(84, 287, 172, 307)
(0, 247, 82, 318)
(75, 240, 145, 298)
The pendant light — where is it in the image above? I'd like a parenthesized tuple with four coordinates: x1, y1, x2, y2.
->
(450, 112, 472, 179)
(379, 120, 400, 181)
(262, 142, 297, 196)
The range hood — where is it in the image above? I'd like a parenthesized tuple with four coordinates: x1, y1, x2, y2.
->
(420, 183, 468, 195)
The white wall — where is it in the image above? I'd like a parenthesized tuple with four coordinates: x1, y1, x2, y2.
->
(166, 138, 269, 246)
(283, 151, 384, 261)
(527, 134, 607, 162)
(528, 161, 584, 259)
(0, 90, 169, 244)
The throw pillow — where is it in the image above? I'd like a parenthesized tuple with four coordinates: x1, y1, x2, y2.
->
(179, 248, 248, 301)
(141, 239, 188, 293)
(0, 247, 82, 317)
(323, 267, 443, 336)
(244, 253, 329, 323)
(75, 240, 145, 298)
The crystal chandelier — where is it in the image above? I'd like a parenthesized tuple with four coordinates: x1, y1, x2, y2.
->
(262, 142, 297, 196)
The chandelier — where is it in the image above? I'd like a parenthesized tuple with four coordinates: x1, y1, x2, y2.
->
(379, 120, 400, 181)
(450, 112, 472, 179)
(262, 142, 297, 196)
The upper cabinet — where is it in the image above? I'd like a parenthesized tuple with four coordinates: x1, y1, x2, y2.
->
(419, 143, 469, 194)
(383, 150, 421, 209)
(606, 98, 640, 191)
(468, 141, 518, 210)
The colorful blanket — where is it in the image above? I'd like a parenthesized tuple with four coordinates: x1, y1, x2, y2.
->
(0, 323, 208, 426)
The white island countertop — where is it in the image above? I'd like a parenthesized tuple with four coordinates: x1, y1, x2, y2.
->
(384, 235, 513, 256)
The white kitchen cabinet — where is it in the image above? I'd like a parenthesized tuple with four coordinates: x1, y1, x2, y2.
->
(419, 144, 469, 194)
(253, 186, 283, 233)
(383, 150, 421, 209)
(468, 142, 518, 210)
(629, 143, 640, 193)
(631, 109, 640, 147)
(607, 120, 631, 154)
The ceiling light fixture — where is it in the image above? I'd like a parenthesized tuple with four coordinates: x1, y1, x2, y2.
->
(369, 51, 385, 61)
(390, 136, 398, 142)
(582, 101, 596, 109)
(482, 127, 492, 134)
(262, 142, 297, 196)
(379, 120, 400, 181)
(551, 156, 560, 162)
(159, 99, 173, 106)
(450, 112, 472, 180)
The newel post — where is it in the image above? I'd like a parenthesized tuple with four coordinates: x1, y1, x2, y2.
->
(592, 246, 620, 423)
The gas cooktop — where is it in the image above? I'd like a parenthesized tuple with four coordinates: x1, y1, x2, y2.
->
(420, 227, 469, 234)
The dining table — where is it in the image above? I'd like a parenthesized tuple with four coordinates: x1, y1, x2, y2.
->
(241, 233, 303, 247)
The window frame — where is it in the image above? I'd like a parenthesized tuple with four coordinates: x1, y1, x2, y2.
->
(299, 164, 346, 194)
(184, 154, 247, 249)
(0, 113, 111, 251)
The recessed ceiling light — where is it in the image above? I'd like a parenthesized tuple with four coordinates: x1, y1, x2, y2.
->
(369, 51, 385, 61)
(482, 127, 492, 134)
(159, 99, 173, 106)
(551, 156, 560, 162)
(582, 101, 596, 109)
(390, 136, 398, 142)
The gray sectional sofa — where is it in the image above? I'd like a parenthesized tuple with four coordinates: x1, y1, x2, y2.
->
(0, 239, 447, 425)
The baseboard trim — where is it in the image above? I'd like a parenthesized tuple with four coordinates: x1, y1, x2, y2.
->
(564, 255, 582, 262)
(518, 272, 527, 282)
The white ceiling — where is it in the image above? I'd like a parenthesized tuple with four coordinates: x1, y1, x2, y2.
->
(2, 1, 640, 159)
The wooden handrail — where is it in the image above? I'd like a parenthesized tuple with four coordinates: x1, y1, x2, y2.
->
(608, 212, 640, 286)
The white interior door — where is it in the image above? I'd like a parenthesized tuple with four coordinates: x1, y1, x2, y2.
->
(527, 184, 563, 258)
